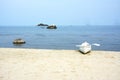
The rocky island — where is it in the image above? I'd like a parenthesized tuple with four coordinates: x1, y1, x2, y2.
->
(37, 23, 48, 26)
(37, 23, 57, 29)
(47, 24, 57, 29)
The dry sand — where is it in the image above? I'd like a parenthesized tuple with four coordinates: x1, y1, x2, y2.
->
(0, 48, 120, 80)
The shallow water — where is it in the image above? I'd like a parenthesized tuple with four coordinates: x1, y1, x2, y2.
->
(0, 25, 120, 51)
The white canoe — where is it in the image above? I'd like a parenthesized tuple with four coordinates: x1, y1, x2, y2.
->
(76, 42, 91, 54)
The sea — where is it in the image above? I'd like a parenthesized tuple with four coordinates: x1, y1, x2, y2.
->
(0, 25, 120, 51)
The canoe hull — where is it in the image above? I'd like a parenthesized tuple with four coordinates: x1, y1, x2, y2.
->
(79, 45, 91, 54)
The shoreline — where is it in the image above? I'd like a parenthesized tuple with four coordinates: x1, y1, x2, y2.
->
(0, 47, 120, 52)
(0, 48, 120, 80)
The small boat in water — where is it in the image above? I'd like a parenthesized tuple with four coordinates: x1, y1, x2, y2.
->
(76, 41, 91, 54)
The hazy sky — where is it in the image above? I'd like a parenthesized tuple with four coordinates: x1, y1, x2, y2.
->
(0, 0, 120, 26)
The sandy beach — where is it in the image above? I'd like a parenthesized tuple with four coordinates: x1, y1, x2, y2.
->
(0, 48, 120, 80)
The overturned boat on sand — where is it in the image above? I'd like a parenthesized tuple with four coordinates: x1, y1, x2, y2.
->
(76, 41, 91, 54)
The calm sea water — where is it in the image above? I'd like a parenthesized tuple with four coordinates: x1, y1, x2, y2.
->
(0, 25, 120, 51)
